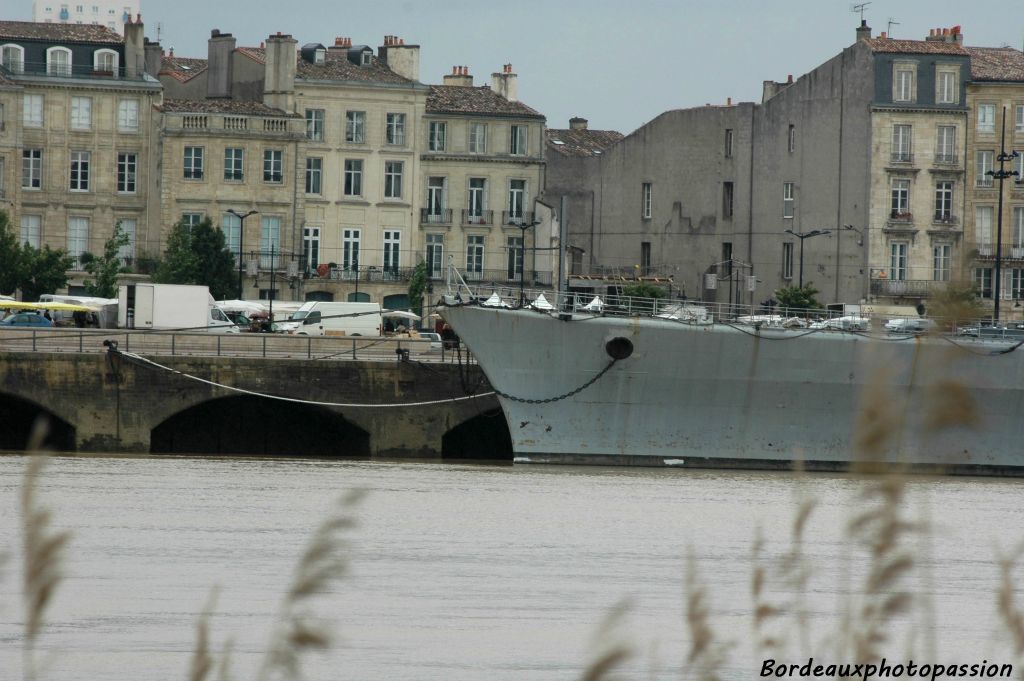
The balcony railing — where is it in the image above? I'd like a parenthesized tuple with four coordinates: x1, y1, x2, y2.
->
(420, 208, 453, 226)
(0, 60, 147, 81)
(934, 152, 959, 165)
(870, 279, 947, 297)
(890, 152, 914, 164)
(461, 210, 494, 226)
(501, 211, 535, 226)
(457, 268, 554, 285)
(932, 213, 959, 225)
(889, 210, 913, 222)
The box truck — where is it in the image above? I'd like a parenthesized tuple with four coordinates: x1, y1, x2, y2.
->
(117, 284, 238, 332)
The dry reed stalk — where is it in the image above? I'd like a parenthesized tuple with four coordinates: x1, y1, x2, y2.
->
(578, 599, 633, 681)
(188, 587, 220, 681)
(20, 420, 72, 681)
(257, 488, 365, 681)
(997, 543, 1024, 655)
(685, 551, 730, 681)
(750, 531, 783, 655)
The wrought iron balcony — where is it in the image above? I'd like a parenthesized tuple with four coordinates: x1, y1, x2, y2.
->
(459, 268, 554, 285)
(1, 60, 146, 82)
(461, 209, 494, 226)
(889, 210, 913, 222)
(890, 152, 914, 164)
(420, 208, 453, 226)
(870, 279, 946, 297)
(501, 211, 535, 226)
(933, 152, 959, 165)
(932, 213, 959, 225)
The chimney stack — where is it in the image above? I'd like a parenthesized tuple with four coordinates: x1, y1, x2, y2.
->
(123, 13, 144, 78)
(206, 28, 236, 99)
(491, 63, 518, 101)
(379, 35, 420, 81)
(263, 32, 297, 112)
(569, 117, 588, 131)
(143, 38, 162, 78)
(443, 65, 473, 86)
(855, 19, 872, 42)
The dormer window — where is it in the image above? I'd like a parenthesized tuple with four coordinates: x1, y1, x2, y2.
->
(1, 44, 24, 73)
(315, 48, 325, 64)
(93, 48, 118, 74)
(360, 50, 371, 66)
(46, 46, 72, 76)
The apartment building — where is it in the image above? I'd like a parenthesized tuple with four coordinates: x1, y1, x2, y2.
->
(962, 47, 1024, 312)
(33, 0, 141, 35)
(0, 18, 161, 285)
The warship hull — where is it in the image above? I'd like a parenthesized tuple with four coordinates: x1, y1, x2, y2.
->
(440, 303, 1024, 475)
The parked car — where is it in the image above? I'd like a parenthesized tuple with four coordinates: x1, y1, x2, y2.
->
(1, 312, 54, 328)
(959, 323, 1024, 339)
(416, 332, 443, 352)
(884, 317, 936, 333)
(809, 316, 871, 331)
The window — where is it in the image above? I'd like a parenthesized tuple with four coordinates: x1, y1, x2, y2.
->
(641, 242, 651, 274)
(181, 213, 203, 230)
(342, 228, 360, 273)
(891, 124, 912, 162)
(20, 215, 41, 248)
(384, 160, 403, 198)
(427, 177, 446, 220)
(890, 179, 910, 216)
(343, 159, 363, 196)
(1, 44, 24, 73)
(506, 235, 523, 280)
(783, 182, 794, 218)
(305, 109, 324, 141)
(260, 216, 281, 269)
(977, 104, 996, 133)
(1017, 105, 1024, 133)
(426, 233, 444, 279)
(468, 178, 486, 221)
(890, 242, 908, 281)
(936, 69, 957, 104)
(933, 244, 951, 282)
(222, 212, 241, 260)
(383, 230, 401, 274)
(94, 48, 117, 73)
(787, 124, 795, 153)
(184, 146, 204, 180)
(67, 217, 89, 266)
(386, 113, 405, 145)
(893, 65, 914, 103)
(936, 126, 956, 163)
(117, 152, 136, 193)
(22, 149, 42, 189)
(976, 150, 994, 188)
(263, 149, 283, 183)
(117, 219, 136, 263)
(305, 157, 322, 194)
(977, 206, 994, 253)
(1012, 269, 1024, 300)
(642, 182, 652, 219)
(466, 235, 484, 279)
(1015, 152, 1024, 182)
(345, 111, 365, 143)
(934, 181, 953, 221)
(303, 226, 320, 271)
(70, 97, 91, 130)
(469, 122, 486, 153)
(782, 242, 794, 279)
(23, 94, 43, 127)
(429, 121, 447, 151)
(975, 268, 993, 298)
(722, 181, 734, 218)
(46, 46, 71, 76)
(223, 147, 244, 181)
(510, 125, 527, 155)
(1015, 208, 1024, 249)
(118, 99, 138, 131)
(508, 179, 526, 222)
(69, 150, 90, 191)
(724, 129, 733, 158)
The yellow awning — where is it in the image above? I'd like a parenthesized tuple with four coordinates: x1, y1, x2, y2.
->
(0, 301, 96, 312)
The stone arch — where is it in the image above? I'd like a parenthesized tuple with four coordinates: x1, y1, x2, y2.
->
(150, 395, 369, 457)
(0, 393, 76, 451)
(441, 407, 512, 461)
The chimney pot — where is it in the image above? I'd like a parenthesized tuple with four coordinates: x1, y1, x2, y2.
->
(787, 74, 793, 83)
(880, 31, 887, 39)
(260, 41, 265, 49)
(727, 97, 732, 106)
(136, 13, 141, 22)
(400, 38, 404, 45)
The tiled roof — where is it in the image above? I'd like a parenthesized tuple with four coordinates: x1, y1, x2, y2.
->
(546, 128, 624, 157)
(159, 98, 299, 117)
(0, 20, 122, 45)
(160, 55, 207, 82)
(965, 46, 1024, 81)
(427, 85, 544, 119)
(297, 54, 412, 85)
(863, 36, 967, 56)
(236, 46, 266, 64)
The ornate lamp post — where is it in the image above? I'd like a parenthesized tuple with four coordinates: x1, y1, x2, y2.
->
(986, 107, 1021, 324)
(785, 229, 831, 288)
(227, 209, 258, 298)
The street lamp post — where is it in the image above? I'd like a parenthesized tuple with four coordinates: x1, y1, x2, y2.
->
(518, 219, 541, 307)
(986, 107, 1021, 325)
(227, 209, 258, 298)
(785, 229, 831, 289)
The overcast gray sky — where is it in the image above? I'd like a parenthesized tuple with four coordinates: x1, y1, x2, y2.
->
(14, 0, 1022, 133)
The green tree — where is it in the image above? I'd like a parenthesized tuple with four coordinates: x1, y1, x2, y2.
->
(153, 218, 239, 299)
(928, 281, 985, 330)
(408, 261, 428, 315)
(19, 245, 73, 301)
(622, 281, 667, 313)
(774, 282, 822, 311)
(82, 221, 130, 298)
(0, 211, 24, 295)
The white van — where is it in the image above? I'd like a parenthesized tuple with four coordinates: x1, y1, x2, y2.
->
(279, 301, 382, 337)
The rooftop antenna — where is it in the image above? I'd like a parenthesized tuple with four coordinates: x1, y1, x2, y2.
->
(887, 17, 900, 35)
(155, 22, 163, 42)
(850, 2, 871, 22)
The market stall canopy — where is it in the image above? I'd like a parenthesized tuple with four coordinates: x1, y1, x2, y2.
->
(382, 310, 421, 321)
